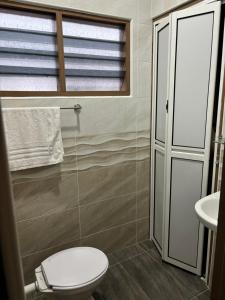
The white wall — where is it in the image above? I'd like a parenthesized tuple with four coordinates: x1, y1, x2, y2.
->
(151, 0, 193, 18)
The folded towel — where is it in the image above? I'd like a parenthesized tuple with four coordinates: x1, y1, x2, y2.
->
(3, 107, 64, 171)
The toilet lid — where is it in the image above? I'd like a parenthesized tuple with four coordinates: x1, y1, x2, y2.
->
(41, 247, 108, 289)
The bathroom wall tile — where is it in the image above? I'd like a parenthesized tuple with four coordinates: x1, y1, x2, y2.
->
(13, 174, 78, 221)
(136, 107, 150, 163)
(151, 0, 190, 19)
(137, 24, 152, 62)
(73, 98, 137, 137)
(136, 159, 150, 219)
(137, 62, 152, 99)
(137, 218, 150, 242)
(138, 0, 152, 24)
(78, 162, 136, 205)
(76, 146, 137, 171)
(17, 208, 80, 256)
(80, 193, 136, 236)
(22, 239, 80, 284)
(60, 152, 77, 174)
(21, 0, 138, 21)
(137, 190, 150, 219)
(11, 164, 61, 185)
(60, 109, 77, 142)
(136, 159, 150, 190)
(81, 222, 136, 253)
(136, 98, 151, 133)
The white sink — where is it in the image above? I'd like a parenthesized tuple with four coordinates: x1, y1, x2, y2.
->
(195, 192, 220, 232)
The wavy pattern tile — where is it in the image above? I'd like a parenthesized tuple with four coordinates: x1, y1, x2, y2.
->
(11, 130, 150, 181)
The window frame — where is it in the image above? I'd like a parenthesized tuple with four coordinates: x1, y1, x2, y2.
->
(0, 1, 130, 97)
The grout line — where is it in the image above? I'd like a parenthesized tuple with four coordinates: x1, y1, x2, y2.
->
(78, 191, 137, 208)
(135, 102, 138, 244)
(17, 205, 79, 223)
(74, 133, 82, 240)
(81, 219, 137, 239)
(138, 241, 163, 263)
(118, 258, 152, 300)
(22, 238, 81, 259)
(189, 288, 209, 300)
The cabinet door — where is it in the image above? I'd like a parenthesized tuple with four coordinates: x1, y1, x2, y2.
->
(150, 19, 170, 252)
(163, 2, 221, 275)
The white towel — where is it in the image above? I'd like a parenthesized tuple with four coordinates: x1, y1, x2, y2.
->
(3, 107, 64, 171)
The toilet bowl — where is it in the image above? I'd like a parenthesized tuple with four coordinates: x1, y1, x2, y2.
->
(35, 247, 109, 300)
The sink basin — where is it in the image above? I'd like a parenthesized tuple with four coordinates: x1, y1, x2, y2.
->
(195, 192, 220, 232)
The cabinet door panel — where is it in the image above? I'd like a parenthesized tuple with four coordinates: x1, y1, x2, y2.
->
(172, 13, 214, 148)
(153, 150, 165, 248)
(169, 158, 203, 267)
(156, 24, 169, 143)
(164, 2, 221, 275)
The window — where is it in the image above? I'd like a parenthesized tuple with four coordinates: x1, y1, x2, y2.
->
(0, 2, 130, 96)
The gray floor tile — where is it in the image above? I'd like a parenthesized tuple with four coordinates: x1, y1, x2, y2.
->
(111, 243, 145, 264)
(192, 290, 210, 300)
(98, 263, 150, 300)
(139, 240, 207, 299)
(121, 252, 207, 300)
(139, 240, 161, 262)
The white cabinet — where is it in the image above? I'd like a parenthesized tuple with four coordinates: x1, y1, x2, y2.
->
(151, 1, 221, 275)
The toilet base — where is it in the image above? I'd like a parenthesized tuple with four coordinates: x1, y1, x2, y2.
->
(43, 291, 106, 300)
(46, 291, 94, 300)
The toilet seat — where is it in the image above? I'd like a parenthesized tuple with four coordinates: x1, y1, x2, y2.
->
(40, 247, 109, 291)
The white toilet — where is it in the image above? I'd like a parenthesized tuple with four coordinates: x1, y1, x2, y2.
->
(35, 247, 109, 300)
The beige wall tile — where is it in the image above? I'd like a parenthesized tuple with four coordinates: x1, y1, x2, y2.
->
(17, 208, 80, 256)
(137, 190, 150, 219)
(78, 162, 136, 205)
(136, 98, 151, 132)
(137, 159, 150, 192)
(151, 0, 192, 18)
(137, 159, 150, 219)
(11, 164, 61, 185)
(137, 62, 152, 98)
(20, 0, 138, 20)
(13, 174, 78, 221)
(73, 98, 137, 137)
(138, 0, 152, 24)
(137, 23, 152, 62)
(81, 222, 136, 253)
(80, 194, 136, 236)
(137, 217, 150, 241)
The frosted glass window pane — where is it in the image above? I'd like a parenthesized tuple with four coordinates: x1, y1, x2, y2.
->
(66, 77, 122, 91)
(0, 8, 58, 91)
(63, 17, 125, 91)
(0, 53, 57, 69)
(0, 75, 58, 91)
(0, 8, 56, 33)
(65, 58, 122, 71)
(64, 38, 123, 58)
(172, 13, 213, 148)
(63, 19, 123, 42)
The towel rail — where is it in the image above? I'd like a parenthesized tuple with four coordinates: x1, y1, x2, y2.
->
(60, 104, 82, 111)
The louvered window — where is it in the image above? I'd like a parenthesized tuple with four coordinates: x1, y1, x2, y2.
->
(0, 3, 130, 96)
(0, 8, 58, 91)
